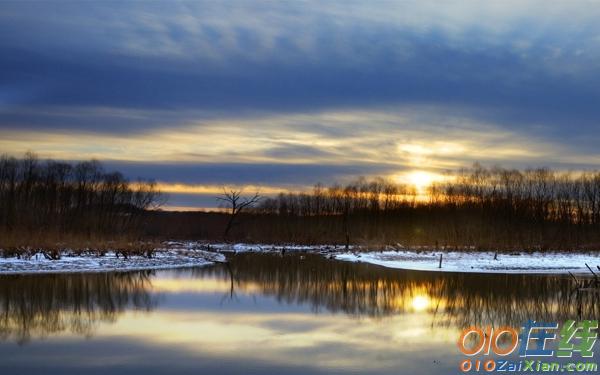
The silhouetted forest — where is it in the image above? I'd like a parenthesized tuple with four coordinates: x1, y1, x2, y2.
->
(0, 152, 162, 247)
(149, 165, 600, 250)
(3, 152, 600, 251)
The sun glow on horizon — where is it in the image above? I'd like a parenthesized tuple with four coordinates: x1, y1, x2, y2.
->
(396, 170, 448, 193)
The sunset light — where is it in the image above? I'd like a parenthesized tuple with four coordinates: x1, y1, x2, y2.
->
(395, 170, 447, 194)
(411, 295, 431, 312)
(1, 2, 599, 374)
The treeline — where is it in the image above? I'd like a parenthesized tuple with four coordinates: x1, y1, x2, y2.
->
(3, 151, 600, 251)
(217, 165, 600, 250)
(0, 152, 162, 242)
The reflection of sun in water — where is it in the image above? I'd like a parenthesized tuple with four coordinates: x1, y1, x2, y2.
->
(411, 295, 431, 312)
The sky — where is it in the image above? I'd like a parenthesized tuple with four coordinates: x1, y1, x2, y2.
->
(1, 1, 600, 209)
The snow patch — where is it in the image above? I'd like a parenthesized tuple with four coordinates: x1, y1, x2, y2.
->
(205, 243, 347, 253)
(335, 250, 600, 274)
(0, 249, 225, 275)
(6, 240, 596, 275)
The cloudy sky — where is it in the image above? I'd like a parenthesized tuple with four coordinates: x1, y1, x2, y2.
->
(2, 1, 600, 209)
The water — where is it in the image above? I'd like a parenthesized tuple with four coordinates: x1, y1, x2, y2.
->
(0, 253, 597, 374)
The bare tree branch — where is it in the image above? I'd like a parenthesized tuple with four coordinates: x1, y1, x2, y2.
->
(216, 188, 261, 241)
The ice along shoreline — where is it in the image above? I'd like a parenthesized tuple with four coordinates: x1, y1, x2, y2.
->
(0, 248, 225, 275)
(334, 250, 600, 275)
(0, 241, 599, 275)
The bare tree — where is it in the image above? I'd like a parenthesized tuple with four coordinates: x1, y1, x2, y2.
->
(217, 189, 261, 241)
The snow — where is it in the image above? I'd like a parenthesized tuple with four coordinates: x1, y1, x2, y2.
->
(0, 240, 342, 275)
(225, 243, 345, 253)
(2, 240, 599, 275)
(186, 242, 348, 253)
(0, 248, 225, 275)
(335, 250, 600, 274)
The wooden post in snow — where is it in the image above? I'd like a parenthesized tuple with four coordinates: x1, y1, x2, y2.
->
(438, 253, 443, 269)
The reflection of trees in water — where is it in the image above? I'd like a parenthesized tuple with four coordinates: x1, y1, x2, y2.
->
(0, 271, 156, 344)
(1, 255, 596, 344)
(437, 273, 598, 329)
(194, 253, 599, 328)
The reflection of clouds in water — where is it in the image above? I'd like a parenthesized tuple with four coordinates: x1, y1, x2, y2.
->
(0, 254, 597, 349)
(99, 310, 456, 371)
(0, 254, 597, 374)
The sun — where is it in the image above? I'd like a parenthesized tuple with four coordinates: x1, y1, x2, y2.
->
(407, 171, 434, 189)
(403, 170, 440, 193)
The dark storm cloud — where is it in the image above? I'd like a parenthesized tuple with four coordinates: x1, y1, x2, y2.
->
(103, 161, 400, 186)
(1, 39, 599, 138)
(261, 144, 338, 159)
(0, 1, 599, 139)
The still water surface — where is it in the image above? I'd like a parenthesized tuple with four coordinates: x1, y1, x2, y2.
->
(0, 253, 597, 374)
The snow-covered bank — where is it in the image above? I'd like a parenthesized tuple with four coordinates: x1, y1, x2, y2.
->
(163, 241, 350, 254)
(205, 243, 600, 274)
(0, 240, 339, 275)
(335, 250, 600, 274)
(207, 242, 348, 253)
(0, 249, 225, 275)
(3, 240, 599, 275)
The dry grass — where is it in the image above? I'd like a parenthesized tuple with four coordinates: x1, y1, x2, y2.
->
(0, 231, 162, 259)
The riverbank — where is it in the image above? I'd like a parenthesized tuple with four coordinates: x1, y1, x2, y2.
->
(1, 241, 599, 275)
(335, 250, 600, 274)
(0, 246, 224, 274)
